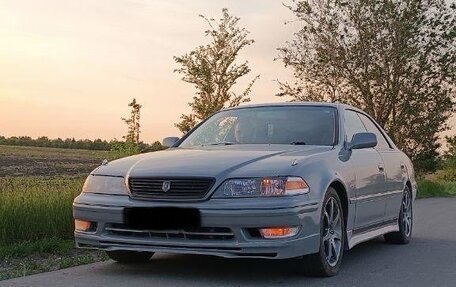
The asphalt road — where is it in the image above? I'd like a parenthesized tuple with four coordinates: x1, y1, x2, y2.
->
(1, 198, 455, 287)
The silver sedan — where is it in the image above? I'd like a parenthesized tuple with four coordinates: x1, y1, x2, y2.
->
(73, 102, 416, 277)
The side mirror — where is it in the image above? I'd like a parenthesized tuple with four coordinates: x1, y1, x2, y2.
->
(162, 137, 180, 148)
(348, 132, 377, 150)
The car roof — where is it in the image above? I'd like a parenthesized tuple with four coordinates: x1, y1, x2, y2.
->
(222, 101, 358, 112)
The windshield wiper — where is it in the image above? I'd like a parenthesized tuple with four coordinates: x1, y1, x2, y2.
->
(290, 141, 306, 145)
(204, 142, 235, 146)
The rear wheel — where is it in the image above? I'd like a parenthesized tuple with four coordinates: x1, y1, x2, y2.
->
(384, 186, 413, 244)
(298, 188, 345, 277)
(106, 250, 154, 263)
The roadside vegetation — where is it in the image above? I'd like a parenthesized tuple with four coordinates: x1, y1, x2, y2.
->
(0, 176, 83, 242)
(0, 146, 112, 280)
(417, 137, 456, 198)
(0, 238, 108, 281)
(417, 180, 456, 199)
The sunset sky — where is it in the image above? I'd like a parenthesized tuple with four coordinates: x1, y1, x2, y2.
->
(0, 0, 299, 143)
(0, 0, 454, 143)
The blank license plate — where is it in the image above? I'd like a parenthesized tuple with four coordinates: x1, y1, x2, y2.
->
(124, 207, 201, 230)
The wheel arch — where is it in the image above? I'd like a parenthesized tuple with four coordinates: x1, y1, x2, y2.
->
(328, 181, 348, 225)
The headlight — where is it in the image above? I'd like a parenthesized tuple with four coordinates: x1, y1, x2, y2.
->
(212, 176, 309, 198)
(82, 175, 128, 195)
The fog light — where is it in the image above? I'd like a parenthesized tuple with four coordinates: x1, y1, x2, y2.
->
(75, 219, 92, 232)
(259, 227, 300, 239)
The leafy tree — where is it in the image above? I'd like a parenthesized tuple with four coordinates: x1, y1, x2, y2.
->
(174, 8, 260, 133)
(277, 0, 455, 173)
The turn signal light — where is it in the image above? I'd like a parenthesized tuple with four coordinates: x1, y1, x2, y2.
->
(284, 177, 309, 194)
(259, 227, 300, 239)
(75, 219, 92, 232)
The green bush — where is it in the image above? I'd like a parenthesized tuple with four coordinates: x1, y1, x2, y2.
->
(435, 168, 456, 181)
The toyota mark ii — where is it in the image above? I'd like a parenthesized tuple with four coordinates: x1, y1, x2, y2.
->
(73, 102, 416, 276)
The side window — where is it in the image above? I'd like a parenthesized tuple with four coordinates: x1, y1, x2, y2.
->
(357, 113, 391, 150)
(344, 110, 367, 142)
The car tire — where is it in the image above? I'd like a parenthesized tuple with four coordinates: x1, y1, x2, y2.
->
(106, 250, 154, 263)
(298, 187, 345, 277)
(384, 185, 413, 244)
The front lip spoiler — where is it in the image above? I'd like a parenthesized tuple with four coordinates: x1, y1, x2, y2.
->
(77, 240, 279, 259)
(74, 231, 321, 259)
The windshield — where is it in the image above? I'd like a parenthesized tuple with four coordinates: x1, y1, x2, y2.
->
(179, 106, 337, 147)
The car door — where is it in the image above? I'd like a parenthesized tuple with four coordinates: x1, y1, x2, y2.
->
(358, 113, 404, 222)
(344, 110, 387, 229)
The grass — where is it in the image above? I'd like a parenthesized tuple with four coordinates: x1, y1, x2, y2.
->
(0, 238, 74, 259)
(0, 176, 85, 243)
(416, 180, 456, 199)
(0, 239, 108, 281)
(0, 174, 109, 281)
(0, 146, 120, 281)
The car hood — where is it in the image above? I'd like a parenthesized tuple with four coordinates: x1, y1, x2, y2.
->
(92, 145, 334, 178)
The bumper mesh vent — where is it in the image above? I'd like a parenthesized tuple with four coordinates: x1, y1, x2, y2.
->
(106, 224, 234, 241)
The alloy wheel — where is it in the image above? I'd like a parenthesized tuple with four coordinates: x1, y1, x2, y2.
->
(322, 197, 343, 267)
(402, 190, 412, 237)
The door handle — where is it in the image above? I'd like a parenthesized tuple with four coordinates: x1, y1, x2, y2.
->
(378, 164, 385, 173)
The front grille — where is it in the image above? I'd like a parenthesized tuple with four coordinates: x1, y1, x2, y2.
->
(128, 177, 215, 199)
(105, 224, 234, 241)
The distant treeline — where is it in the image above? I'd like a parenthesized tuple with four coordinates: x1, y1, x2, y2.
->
(0, 135, 165, 152)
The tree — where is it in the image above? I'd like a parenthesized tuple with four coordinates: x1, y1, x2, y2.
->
(121, 98, 142, 144)
(174, 8, 260, 133)
(277, 0, 455, 173)
(116, 98, 143, 156)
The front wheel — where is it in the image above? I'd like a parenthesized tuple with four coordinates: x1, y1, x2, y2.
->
(106, 250, 154, 263)
(298, 187, 345, 277)
(384, 185, 413, 244)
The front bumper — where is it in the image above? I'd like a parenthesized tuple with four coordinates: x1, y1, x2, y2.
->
(73, 193, 321, 259)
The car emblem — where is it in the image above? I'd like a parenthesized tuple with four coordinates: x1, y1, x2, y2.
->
(162, 181, 171, 192)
